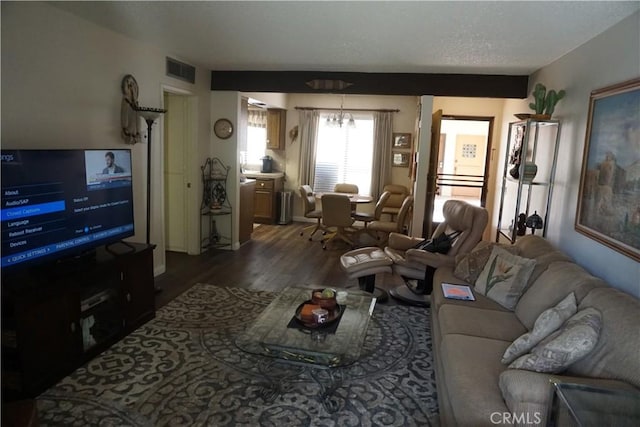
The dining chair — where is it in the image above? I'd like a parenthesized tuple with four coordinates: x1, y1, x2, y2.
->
(320, 194, 358, 250)
(334, 183, 359, 194)
(352, 191, 391, 237)
(367, 195, 414, 246)
(298, 185, 327, 240)
(381, 184, 410, 220)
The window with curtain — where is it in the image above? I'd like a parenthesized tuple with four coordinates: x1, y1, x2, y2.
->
(313, 112, 374, 195)
(241, 108, 267, 167)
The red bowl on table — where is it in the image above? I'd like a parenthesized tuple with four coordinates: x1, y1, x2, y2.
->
(311, 288, 337, 311)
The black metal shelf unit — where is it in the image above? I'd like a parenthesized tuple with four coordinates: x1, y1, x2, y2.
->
(200, 157, 232, 249)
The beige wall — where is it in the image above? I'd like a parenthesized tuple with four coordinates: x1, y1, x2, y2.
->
(1, 2, 214, 275)
(523, 11, 640, 297)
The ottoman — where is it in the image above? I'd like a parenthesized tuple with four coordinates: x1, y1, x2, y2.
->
(340, 247, 392, 302)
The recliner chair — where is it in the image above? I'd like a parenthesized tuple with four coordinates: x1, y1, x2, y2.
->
(385, 199, 488, 306)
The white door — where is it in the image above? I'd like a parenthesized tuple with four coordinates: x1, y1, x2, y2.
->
(452, 134, 486, 198)
(164, 93, 188, 252)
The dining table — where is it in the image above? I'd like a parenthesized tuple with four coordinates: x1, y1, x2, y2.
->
(315, 192, 374, 220)
(314, 192, 373, 205)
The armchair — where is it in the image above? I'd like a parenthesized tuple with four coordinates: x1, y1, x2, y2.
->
(386, 199, 488, 306)
(367, 195, 413, 246)
(334, 183, 359, 194)
(298, 185, 327, 240)
(380, 184, 409, 220)
(352, 191, 391, 236)
(320, 194, 358, 250)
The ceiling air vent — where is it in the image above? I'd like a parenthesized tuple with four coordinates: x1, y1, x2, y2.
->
(166, 57, 195, 84)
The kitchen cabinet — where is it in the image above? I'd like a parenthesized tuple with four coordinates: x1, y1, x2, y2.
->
(254, 177, 283, 224)
(266, 109, 286, 150)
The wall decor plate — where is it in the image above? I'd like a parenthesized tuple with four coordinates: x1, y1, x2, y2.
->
(213, 118, 234, 139)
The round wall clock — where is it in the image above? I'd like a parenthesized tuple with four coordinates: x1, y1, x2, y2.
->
(213, 118, 234, 139)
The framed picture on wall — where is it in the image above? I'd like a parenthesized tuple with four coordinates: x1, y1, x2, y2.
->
(393, 133, 412, 149)
(575, 77, 640, 262)
(392, 151, 410, 167)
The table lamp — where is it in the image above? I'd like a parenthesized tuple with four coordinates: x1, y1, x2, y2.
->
(526, 211, 544, 235)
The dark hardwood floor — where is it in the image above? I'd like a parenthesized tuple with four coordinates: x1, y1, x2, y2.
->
(154, 222, 407, 309)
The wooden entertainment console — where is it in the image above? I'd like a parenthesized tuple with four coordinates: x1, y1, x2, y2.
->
(1, 242, 156, 400)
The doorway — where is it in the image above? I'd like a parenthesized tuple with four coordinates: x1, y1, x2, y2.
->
(162, 89, 197, 259)
(432, 116, 493, 223)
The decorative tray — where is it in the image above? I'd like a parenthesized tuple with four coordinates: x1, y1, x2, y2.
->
(514, 113, 552, 120)
(294, 300, 344, 329)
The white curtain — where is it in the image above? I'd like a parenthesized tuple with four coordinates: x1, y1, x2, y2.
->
(248, 109, 267, 128)
(371, 111, 394, 198)
(298, 109, 320, 187)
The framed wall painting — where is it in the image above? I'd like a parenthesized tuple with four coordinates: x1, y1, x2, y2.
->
(392, 151, 410, 167)
(575, 77, 640, 262)
(393, 133, 411, 149)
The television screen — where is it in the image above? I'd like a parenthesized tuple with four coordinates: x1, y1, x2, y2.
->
(1, 149, 135, 270)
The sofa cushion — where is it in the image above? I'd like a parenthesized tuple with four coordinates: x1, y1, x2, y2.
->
(454, 241, 520, 284)
(525, 251, 574, 290)
(441, 334, 511, 426)
(515, 262, 606, 330)
(502, 293, 577, 364)
(475, 246, 536, 310)
(509, 307, 602, 373)
(512, 236, 573, 294)
(433, 266, 510, 315)
(439, 304, 527, 342)
(514, 235, 557, 259)
(568, 287, 640, 388)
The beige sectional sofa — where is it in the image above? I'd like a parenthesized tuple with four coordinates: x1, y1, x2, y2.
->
(430, 235, 640, 426)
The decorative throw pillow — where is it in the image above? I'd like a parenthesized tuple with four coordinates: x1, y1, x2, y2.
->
(474, 246, 536, 310)
(509, 307, 602, 373)
(501, 292, 577, 364)
(454, 241, 520, 284)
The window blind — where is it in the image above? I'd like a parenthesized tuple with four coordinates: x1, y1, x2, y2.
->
(313, 112, 374, 195)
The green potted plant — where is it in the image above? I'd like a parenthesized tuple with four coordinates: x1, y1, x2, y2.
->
(528, 83, 566, 118)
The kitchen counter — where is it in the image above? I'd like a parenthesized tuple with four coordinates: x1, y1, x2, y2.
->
(242, 171, 285, 179)
(239, 179, 256, 243)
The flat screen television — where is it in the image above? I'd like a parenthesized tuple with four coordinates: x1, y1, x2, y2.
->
(1, 149, 135, 271)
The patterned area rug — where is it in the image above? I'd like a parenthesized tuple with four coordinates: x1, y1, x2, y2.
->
(38, 284, 438, 426)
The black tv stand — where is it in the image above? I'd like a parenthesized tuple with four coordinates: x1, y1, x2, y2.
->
(105, 240, 136, 256)
(53, 247, 97, 267)
(1, 243, 156, 401)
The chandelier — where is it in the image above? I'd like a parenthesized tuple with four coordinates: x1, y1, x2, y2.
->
(326, 96, 355, 128)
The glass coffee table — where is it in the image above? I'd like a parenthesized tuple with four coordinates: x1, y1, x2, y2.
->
(550, 379, 640, 426)
(235, 286, 377, 411)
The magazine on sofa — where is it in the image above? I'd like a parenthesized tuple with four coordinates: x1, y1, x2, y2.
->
(441, 283, 475, 301)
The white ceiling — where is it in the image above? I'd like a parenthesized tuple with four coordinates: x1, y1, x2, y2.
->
(52, 1, 639, 75)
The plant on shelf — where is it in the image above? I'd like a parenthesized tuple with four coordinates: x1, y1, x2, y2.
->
(529, 83, 566, 117)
